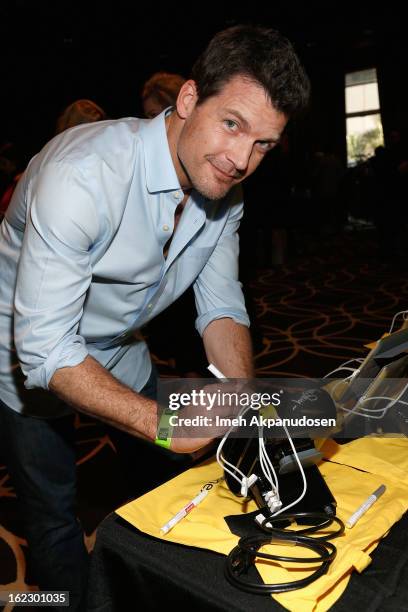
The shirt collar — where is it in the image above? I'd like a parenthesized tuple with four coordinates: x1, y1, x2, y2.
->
(140, 108, 182, 194)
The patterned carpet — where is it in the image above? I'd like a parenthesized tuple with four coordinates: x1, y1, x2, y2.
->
(252, 230, 408, 378)
(2, 226, 408, 603)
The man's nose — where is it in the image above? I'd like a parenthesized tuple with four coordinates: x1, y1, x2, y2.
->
(227, 140, 252, 173)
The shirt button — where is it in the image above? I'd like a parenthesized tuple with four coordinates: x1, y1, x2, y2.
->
(147, 303, 153, 309)
(173, 191, 181, 199)
(163, 224, 169, 231)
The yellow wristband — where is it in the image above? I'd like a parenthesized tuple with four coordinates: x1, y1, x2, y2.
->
(259, 404, 279, 419)
(155, 408, 174, 449)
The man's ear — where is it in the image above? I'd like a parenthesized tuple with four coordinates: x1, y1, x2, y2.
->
(176, 80, 198, 119)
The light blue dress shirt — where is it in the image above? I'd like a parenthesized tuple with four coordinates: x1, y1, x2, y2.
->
(0, 111, 249, 417)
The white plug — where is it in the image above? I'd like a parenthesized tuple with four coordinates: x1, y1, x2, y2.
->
(240, 473, 258, 497)
(255, 512, 271, 528)
(263, 489, 282, 514)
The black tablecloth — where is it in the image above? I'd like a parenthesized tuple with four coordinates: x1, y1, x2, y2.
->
(87, 510, 408, 612)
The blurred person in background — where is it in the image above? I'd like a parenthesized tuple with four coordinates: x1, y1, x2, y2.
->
(142, 71, 186, 119)
(0, 100, 106, 217)
(55, 98, 107, 134)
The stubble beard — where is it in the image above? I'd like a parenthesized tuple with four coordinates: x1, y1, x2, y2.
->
(178, 155, 235, 201)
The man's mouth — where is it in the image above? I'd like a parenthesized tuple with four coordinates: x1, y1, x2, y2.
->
(208, 159, 237, 181)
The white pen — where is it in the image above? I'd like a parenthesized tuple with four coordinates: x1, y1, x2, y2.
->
(160, 489, 209, 535)
(345, 484, 386, 529)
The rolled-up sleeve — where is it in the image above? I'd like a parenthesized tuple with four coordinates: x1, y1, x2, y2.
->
(14, 161, 99, 390)
(194, 187, 250, 336)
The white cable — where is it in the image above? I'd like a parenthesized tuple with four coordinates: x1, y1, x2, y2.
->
(323, 358, 363, 379)
(339, 381, 408, 420)
(217, 406, 278, 495)
(256, 411, 279, 489)
(323, 359, 361, 410)
(211, 363, 281, 498)
(216, 404, 257, 489)
(217, 444, 246, 484)
(209, 363, 247, 485)
(323, 366, 359, 378)
(262, 439, 279, 490)
(209, 363, 253, 490)
(259, 446, 279, 493)
(207, 363, 228, 380)
(210, 363, 306, 514)
(258, 434, 282, 513)
(353, 397, 408, 413)
(361, 396, 408, 408)
(389, 310, 408, 334)
(329, 373, 355, 404)
(259, 437, 279, 491)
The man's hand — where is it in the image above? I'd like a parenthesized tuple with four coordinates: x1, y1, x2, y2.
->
(165, 381, 246, 453)
(50, 357, 240, 455)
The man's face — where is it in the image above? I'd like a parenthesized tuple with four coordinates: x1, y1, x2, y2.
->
(176, 76, 288, 200)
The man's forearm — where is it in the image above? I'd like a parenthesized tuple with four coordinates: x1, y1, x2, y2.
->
(49, 355, 221, 453)
(202, 318, 254, 378)
(49, 355, 157, 441)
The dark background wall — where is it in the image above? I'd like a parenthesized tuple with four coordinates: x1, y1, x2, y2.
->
(1, 1, 407, 166)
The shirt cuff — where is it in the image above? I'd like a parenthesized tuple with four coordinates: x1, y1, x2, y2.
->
(195, 308, 250, 337)
(24, 335, 89, 390)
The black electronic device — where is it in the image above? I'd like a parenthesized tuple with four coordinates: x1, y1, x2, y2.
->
(222, 436, 336, 519)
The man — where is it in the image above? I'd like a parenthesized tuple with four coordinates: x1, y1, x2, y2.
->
(0, 25, 309, 609)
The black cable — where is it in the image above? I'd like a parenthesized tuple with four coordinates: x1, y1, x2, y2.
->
(225, 537, 332, 594)
(239, 533, 337, 563)
(260, 512, 345, 540)
(224, 511, 345, 594)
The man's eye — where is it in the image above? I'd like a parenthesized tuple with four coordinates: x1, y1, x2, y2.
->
(224, 119, 238, 131)
(257, 141, 274, 152)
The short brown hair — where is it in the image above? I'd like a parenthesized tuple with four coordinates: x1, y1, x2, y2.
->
(191, 25, 310, 118)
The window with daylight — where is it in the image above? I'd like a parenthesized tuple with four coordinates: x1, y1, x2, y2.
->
(345, 68, 384, 166)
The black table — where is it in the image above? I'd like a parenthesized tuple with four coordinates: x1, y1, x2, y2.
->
(87, 510, 408, 612)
